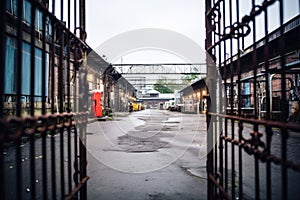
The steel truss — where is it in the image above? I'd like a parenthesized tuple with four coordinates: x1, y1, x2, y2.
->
(112, 63, 207, 75)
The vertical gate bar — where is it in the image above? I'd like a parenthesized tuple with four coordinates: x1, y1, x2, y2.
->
(214, 119, 217, 196)
(52, 0, 56, 15)
(235, 0, 241, 118)
(278, 0, 287, 121)
(16, 1, 24, 199)
(263, 0, 271, 121)
(41, 8, 48, 199)
(51, 15, 56, 115)
(278, 1, 288, 199)
(30, 0, 36, 116)
(74, 126, 79, 185)
(80, 124, 87, 199)
(254, 125, 260, 200)
(73, 68, 77, 113)
(59, 3, 66, 198)
(59, 27, 66, 199)
(228, 0, 236, 199)
(42, 127, 48, 199)
(79, 0, 87, 198)
(67, 39, 71, 112)
(67, 124, 72, 193)
(59, 7, 65, 114)
(16, 0, 23, 117)
(251, 0, 258, 119)
(50, 15, 57, 200)
(61, 0, 64, 22)
(258, 4, 270, 200)
(0, 0, 5, 119)
(250, 1, 263, 195)
(66, 33, 73, 194)
(29, 2, 36, 199)
(42, 0, 47, 115)
(235, 1, 243, 199)
(238, 121, 243, 200)
(213, 2, 218, 193)
(60, 125, 65, 200)
(264, 3, 273, 198)
(16, 139, 23, 200)
(80, 0, 86, 31)
(205, 0, 213, 199)
(280, 128, 288, 200)
(74, 127, 79, 199)
(0, 0, 5, 198)
(68, 0, 71, 30)
(222, 0, 228, 193)
(74, 0, 77, 35)
(254, 154, 260, 200)
(60, 64, 65, 197)
(265, 126, 272, 200)
(230, 42, 235, 200)
(51, 129, 57, 199)
(224, 118, 228, 193)
(217, 1, 223, 190)
(0, 144, 3, 200)
(29, 134, 36, 200)
(250, 5, 259, 174)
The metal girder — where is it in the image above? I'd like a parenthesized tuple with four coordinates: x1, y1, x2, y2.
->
(112, 63, 206, 75)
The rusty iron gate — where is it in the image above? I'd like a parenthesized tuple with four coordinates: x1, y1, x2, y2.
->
(205, 0, 300, 199)
(0, 0, 89, 199)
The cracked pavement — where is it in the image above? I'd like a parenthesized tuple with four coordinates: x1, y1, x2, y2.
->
(86, 109, 207, 200)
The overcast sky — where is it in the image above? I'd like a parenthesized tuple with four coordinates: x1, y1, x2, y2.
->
(86, 0, 205, 49)
(85, 0, 205, 64)
(84, 0, 299, 64)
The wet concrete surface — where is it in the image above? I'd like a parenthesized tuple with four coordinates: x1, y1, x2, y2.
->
(2, 108, 300, 199)
(86, 109, 300, 200)
(86, 109, 207, 200)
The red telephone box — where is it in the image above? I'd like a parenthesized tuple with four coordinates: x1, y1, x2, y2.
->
(91, 91, 102, 117)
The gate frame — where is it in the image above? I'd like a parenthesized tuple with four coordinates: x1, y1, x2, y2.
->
(205, 0, 300, 199)
(0, 0, 89, 199)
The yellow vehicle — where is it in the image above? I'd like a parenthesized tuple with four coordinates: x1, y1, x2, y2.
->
(130, 100, 144, 111)
(132, 102, 140, 111)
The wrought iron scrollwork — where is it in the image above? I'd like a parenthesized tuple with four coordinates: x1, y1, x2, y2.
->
(208, 0, 278, 41)
(223, 22, 251, 39)
(239, 120, 266, 158)
(207, 3, 222, 36)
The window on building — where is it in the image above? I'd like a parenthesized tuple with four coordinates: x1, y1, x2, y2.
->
(6, 0, 17, 15)
(4, 36, 17, 94)
(242, 82, 251, 108)
(22, 42, 31, 95)
(34, 47, 49, 101)
(6, 0, 52, 38)
(35, 8, 43, 32)
(4, 36, 49, 100)
(23, 0, 32, 25)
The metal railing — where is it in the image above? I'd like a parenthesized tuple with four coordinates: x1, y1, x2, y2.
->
(205, 0, 300, 199)
(0, 0, 89, 199)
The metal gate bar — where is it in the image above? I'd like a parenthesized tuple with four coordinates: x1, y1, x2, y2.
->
(0, 0, 89, 199)
(206, 0, 300, 199)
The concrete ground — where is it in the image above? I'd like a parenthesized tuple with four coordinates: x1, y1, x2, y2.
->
(86, 109, 207, 200)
